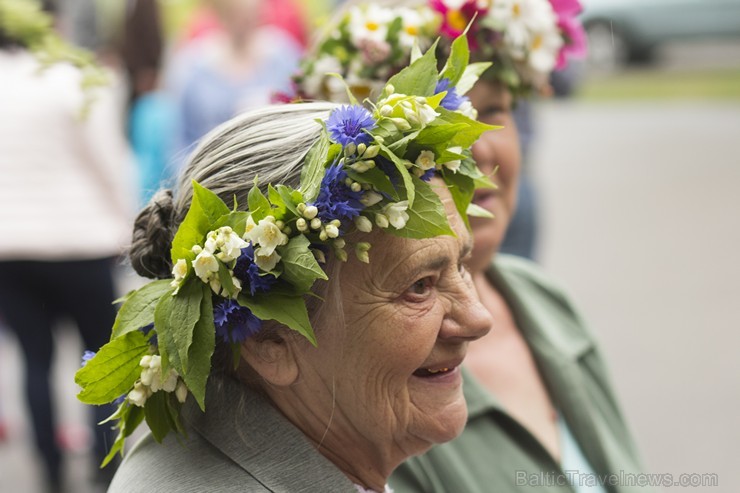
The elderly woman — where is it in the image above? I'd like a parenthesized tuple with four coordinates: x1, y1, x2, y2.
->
(297, 2, 650, 492)
(76, 42, 495, 492)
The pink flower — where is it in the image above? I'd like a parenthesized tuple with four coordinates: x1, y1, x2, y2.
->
(549, 0, 587, 69)
(429, 0, 486, 40)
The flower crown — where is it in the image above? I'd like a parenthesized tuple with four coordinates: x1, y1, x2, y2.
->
(75, 34, 497, 465)
(0, 0, 109, 115)
(293, 0, 585, 100)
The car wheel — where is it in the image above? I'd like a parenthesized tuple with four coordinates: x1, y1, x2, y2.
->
(585, 21, 628, 72)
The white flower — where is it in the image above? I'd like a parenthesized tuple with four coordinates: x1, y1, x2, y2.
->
(415, 150, 436, 171)
(375, 213, 390, 229)
(160, 369, 179, 393)
(398, 8, 427, 48)
(442, 159, 462, 172)
(348, 4, 394, 44)
(244, 215, 257, 238)
(171, 259, 188, 284)
(254, 247, 281, 272)
(213, 227, 248, 263)
(457, 100, 478, 119)
(382, 201, 410, 229)
(244, 216, 288, 256)
(209, 277, 222, 296)
(325, 224, 340, 239)
(193, 250, 219, 283)
(360, 191, 383, 207)
(355, 215, 373, 233)
(128, 382, 150, 407)
(303, 55, 342, 98)
(175, 380, 188, 404)
(527, 26, 563, 73)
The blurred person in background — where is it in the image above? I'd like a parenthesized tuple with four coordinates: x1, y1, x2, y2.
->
(0, 1, 136, 490)
(165, 0, 305, 165)
(297, 2, 649, 492)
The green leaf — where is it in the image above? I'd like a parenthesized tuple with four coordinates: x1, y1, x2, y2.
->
(436, 107, 499, 149)
(300, 133, 331, 202)
(217, 262, 237, 297)
(183, 288, 215, 410)
(75, 330, 150, 405)
(238, 293, 316, 346)
(378, 142, 415, 207)
(272, 184, 304, 216)
(279, 235, 328, 293)
(267, 184, 287, 218)
(414, 123, 469, 146)
(440, 33, 470, 87)
(456, 61, 492, 95)
(385, 39, 439, 97)
(154, 280, 203, 375)
(144, 391, 172, 443)
(170, 181, 230, 264)
(384, 177, 455, 239)
(345, 167, 398, 200)
(247, 178, 272, 222)
(212, 211, 249, 237)
(467, 203, 494, 218)
(111, 280, 172, 339)
(444, 170, 475, 230)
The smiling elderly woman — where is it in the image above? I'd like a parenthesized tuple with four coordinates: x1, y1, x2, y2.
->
(76, 42, 495, 493)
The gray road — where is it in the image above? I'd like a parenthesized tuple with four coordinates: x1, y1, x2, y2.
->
(2, 99, 739, 492)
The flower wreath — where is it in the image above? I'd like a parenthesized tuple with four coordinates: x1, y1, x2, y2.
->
(76, 33, 498, 466)
(292, 0, 585, 101)
(0, 0, 109, 116)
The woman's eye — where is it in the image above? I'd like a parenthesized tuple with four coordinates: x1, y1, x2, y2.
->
(406, 277, 433, 299)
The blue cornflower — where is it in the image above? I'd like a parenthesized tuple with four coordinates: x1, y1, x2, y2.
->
(80, 350, 96, 367)
(233, 245, 277, 296)
(311, 162, 364, 223)
(213, 299, 262, 344)
(326, 105, 376, 148)
(419, 168, 436, 182)
(435, 78, 470, 112)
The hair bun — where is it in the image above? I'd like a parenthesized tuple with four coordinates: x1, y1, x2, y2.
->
(130, 189, 176, 279)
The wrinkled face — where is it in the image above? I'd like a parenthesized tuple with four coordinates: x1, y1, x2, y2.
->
(295, 178, 492, 461)
(467, 80, 521, 273)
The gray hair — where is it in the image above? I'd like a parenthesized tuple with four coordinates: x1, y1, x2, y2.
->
(130, 102, 337, 279)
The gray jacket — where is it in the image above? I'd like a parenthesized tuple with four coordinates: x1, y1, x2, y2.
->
(108, 375, 357, 492)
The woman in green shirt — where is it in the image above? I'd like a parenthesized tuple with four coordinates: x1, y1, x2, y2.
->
(297, 1, 650, 492)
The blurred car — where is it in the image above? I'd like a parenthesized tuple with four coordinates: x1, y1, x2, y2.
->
(581, 0, 740, 70)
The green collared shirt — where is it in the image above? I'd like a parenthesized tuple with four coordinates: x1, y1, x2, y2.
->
(390, 255, 650, 493)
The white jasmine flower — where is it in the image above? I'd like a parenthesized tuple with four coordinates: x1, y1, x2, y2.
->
(360, 191, 384, 207)
(171, 259, 188, 286)
(254, 248, 281, 272)
(214, 227, 248, 263)
(415, 150, 436, 171)
(382, 201, 410, 229)
(243, 215, 257, 238)
(140, 367, 155, 387)
(457, 100, 478, 120)
(193, 250, 219, 283)
(244, 216, 288, 256)
(325, 224, 340, 239)
(303, 205, 319, 220)
(417, 103, 439, 126)
(442, 159, 462, 172)
(175, 380, 188, 404)
(209, 277, 223, 296)
(140, 355, 152, 368)
(375, 213, 390, 229)
(161, 369, 179, 393)
(355, 215, 373, 233)
(128, 382, 150, 407)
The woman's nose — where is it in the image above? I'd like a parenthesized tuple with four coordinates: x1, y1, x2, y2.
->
(440, 280, 492, 342)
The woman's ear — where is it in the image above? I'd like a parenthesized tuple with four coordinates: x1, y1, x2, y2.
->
(240, 333, 299, 387)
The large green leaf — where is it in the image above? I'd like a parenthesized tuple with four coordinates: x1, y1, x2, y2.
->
(272, 184, 304, 217)
(144, 391, 172, 443)
(385, 39, 439, 97)
(154, 280, 203, 375)
(345, 167, 398, 200)
(279, 235, 328, 293)
(183, 288, 215, 410)
(170, 181, 230, 264)
(300, 134, 331, 202)
(212, 211, 249, 237)
(441, 32, 470, 86)
(379, 142, 415, 207)
(444, 169, 476, 230)
(238, 293, 316, 346)
(111, 280, 172, 339)
(436, 107, 499, 149)
(75, 330, 150, 405)
(247, 179, 272, 222)
(383, 177, 454, 239)
(456, 61, 492, 95)
(414, 123, 469, 146)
